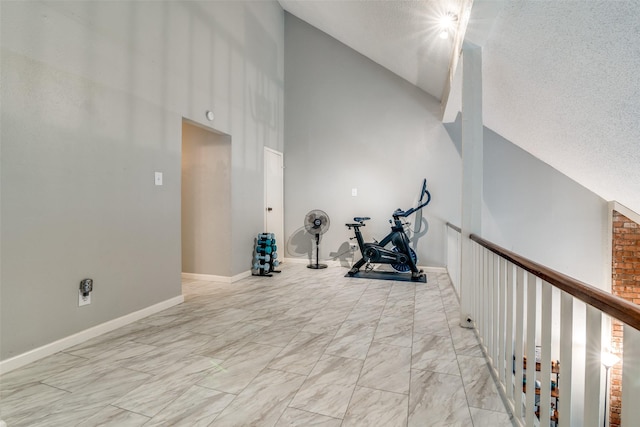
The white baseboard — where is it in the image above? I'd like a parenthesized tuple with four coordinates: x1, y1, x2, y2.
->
(0, 295, 184, 375)
(422, 266, 448, 273)
(181, 271, 251, 283)
(231, 270, 252, 282)
(181, 272, 230, 282)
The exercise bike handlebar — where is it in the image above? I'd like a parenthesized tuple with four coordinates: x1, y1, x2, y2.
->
(346, 179, 431, 226)
(392, 178, 431, 218)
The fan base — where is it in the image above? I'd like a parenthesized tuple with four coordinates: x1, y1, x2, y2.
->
(307, 264, 328, 269)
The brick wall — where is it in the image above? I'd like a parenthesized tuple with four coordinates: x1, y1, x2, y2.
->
(610, 210, 640, 427)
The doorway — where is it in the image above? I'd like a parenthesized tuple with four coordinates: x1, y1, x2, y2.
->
(181, 119, 232, 278)
(264, 147, 284, 250)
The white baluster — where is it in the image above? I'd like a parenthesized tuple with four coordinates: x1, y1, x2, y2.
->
(558, 292, 573, 427)
(486, 252, 492, 358)
(514, 266, 525, 421)
(539, 281, 553, 427)
(498, 257, 507, 384)
(525, 272, 538, 427)
(482, 248, 489, 347)
(506, 262, 515, 403)
(491, 254, 499, 364)
(455, 231, 461, 296)
(487, 251, 494, 358)
(472, 242, 478, 325)
(583, 306, 602, 427)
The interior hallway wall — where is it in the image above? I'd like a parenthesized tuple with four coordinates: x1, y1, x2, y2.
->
(283, 13, 462, 267)
(182, 121, 232, 277)
(444, 112, 608, 285)
(1, 1, 283, 361)
(481, 126, 608, 286)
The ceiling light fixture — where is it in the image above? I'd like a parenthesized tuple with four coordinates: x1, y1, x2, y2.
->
(439, 12, 458, 28)
(438, 12, 458, 40)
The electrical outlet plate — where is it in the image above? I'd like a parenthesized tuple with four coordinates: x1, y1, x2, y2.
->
(79, 290, 91, 306)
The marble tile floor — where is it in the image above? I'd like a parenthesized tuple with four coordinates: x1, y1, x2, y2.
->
(0, 264, 514, 427)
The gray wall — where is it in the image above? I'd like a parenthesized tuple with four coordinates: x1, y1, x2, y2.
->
(182, 122, 232, 277)
(1, 1, 283, 360)
(283, 14, 462, 267)
(481, 126, 608, 286)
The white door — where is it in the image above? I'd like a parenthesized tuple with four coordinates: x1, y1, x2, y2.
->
(264, 148, 284, 252)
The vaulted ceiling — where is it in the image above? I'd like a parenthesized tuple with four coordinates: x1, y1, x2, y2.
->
(279, 0, 640, 215)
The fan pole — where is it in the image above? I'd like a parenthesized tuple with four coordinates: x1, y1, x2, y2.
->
(308, 233, 328, 269)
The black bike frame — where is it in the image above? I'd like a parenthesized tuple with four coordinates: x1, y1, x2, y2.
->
(346, 179, 431, 279)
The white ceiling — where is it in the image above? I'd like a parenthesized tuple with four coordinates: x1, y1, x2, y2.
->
(278, 0, 468, 100)
(480, 1, 640, 215)
(279, 0, 640, 215)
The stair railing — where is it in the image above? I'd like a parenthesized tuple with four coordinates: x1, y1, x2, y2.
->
(447, 230, 640, 427)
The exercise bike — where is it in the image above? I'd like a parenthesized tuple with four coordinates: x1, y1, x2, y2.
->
(345, 179, 431, 281)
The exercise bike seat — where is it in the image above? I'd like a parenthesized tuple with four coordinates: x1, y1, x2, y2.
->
(353, 217, 370, 222)
(345, 222, 365, 228)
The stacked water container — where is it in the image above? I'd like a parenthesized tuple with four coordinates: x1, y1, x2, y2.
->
(253, 233, 279, 276)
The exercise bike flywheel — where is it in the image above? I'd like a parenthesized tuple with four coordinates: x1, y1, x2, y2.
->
(391, 246, 417, 272)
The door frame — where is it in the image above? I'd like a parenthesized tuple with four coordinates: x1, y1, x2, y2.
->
(263, 147, 284, 239)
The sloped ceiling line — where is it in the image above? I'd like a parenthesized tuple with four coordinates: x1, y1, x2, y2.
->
(279, 0, 640, 215)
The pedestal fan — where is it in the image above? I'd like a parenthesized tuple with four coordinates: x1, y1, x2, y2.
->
(304, 209, 330, 269)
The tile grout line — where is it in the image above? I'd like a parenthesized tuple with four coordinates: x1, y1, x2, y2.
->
(279, 275, 370, 424)
(407, 279, 418, 427)
(339, 279, 389, 424)
(447, 293, 478, 426)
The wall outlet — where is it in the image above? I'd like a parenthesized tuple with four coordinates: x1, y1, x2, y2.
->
(79, 290, 91, 306)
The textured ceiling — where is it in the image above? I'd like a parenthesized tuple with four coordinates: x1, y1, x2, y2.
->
(480, 1, 640, 214)
(280, 0, 640, 215)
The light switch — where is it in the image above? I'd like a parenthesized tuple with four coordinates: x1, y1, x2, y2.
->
(155, 172, 163, 186)
(352, 188, 358, 197)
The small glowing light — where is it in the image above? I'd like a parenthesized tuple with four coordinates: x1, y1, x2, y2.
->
(602, 351, 620, 368)
(439, 13, 457, 29)
(437, 12, 457, 40)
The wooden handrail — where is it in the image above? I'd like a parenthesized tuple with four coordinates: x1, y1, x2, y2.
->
(470, 233, 640, 331)
(446, 222, 462, 233)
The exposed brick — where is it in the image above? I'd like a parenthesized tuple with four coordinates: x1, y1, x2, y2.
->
(610, 211, 639, 427)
